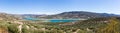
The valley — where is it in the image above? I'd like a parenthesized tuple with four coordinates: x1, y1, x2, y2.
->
(0, 11, 120, 33)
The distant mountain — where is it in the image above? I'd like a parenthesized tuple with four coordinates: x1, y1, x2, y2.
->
(3, 11, 119, 19)
(42, 11, 120, 19)
(21, 14, 47, 17)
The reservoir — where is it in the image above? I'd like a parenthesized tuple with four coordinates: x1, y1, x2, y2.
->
(49, 19, 78, 22)
(24, 17, 84, 22)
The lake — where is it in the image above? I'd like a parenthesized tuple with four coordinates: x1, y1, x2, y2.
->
(49, 19, 78, 22)
(24, 17, 84, 22)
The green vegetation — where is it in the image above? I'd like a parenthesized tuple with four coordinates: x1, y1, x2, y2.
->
(97, 17, 120, 33)
(0, 17, 120, 33)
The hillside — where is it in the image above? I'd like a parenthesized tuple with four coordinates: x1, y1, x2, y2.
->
(57, 17, 120, 33)
(0, 13, 21, 21)
(0, 17, 120, 33)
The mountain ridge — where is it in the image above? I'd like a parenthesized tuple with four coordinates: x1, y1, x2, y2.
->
(42, 11, 120, 19)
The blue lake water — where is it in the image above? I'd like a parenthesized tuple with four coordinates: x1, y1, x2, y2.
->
(24, 17, 81, 22)
(49, 19, 77, 22)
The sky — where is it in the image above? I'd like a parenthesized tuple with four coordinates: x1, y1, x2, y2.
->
(0, 0, 120, 15)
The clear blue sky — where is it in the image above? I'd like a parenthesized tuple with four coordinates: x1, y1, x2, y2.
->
(0, 0, 120, 15)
